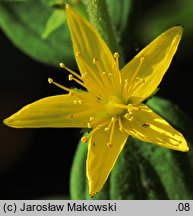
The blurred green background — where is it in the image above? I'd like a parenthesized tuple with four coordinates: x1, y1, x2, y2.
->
(0, 0, 193, 199)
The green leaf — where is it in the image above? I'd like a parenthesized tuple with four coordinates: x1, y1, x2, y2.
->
(42, 10, 66, 39)
(0, 0, 87, 66)
(107, 0, 133, 41)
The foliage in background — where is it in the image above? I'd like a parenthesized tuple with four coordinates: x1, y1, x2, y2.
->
(1, 0, 192, 66)
(0, 0, 132, 67)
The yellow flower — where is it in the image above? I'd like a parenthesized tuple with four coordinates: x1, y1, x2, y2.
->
(4, 5, 189, 196)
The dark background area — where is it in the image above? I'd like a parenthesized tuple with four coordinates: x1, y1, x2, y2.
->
(1, 4, 193, 199)
(0, 29, 81, 199)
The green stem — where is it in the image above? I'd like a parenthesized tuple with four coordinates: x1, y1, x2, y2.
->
(82, 0, 124, 65)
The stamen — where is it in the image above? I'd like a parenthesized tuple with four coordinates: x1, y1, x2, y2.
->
(123, 57, 144, 100)
(107, 117, 116, 148)
(59, 62, 83, 81)
(113, 52, 120, 73)
(85, 122, 109, 142)
(136, 77, 146, 83)
(68, 74, 87, 89)
(112, 103, 138, 113)
(68, 74, 73, 81)
(73, 56, 104, 97)
(113, 52, 119, 59)
(48, 78, 71, 92)
(91, 57, 112, 93)
(124, 112, 134, 121)
(118, 117, 125, 132)
(104, 117, 114, 131)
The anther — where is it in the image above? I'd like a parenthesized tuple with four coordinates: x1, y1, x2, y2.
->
(73, 99, 82, 104)
(81, 136, 88, 143)
(124, 112, 134, 121)
(125, 79, 129, 84)
(136, 77, 145, 83)
(140, 57, 145, 62)
(75, 51, 80, 57)
(48, 78, 53, 84)
(89, 117, 95, 121)
(97, 124, 103, 129)
(68, 74, 73, 81)
(82, 73, 87, 78)
(92, 58, 98, 64)
(113, 52, 119, 59)
(111, 117, 115, 122)
(104, 127, 110, 131)
(59, 63, 65, 68)
(107, 143, 112, 148)
(48, 78, 71, 92)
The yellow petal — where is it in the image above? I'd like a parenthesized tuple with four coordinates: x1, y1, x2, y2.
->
(4, 92, 102, 128)
(122, 104, 189, 152)
(121, 26, 183, 104)
(86, 122, 128, 196)
(66, 5, 116, 97)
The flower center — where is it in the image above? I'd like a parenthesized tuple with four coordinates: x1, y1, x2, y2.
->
(105, 96, 125, 116)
